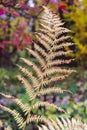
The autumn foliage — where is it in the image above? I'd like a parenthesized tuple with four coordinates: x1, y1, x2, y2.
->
(0, 0, 82, 67)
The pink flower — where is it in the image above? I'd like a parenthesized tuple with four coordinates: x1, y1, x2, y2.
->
(0, 9, 5, 15)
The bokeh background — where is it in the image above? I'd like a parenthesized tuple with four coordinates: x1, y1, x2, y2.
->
(0, 0, 87, 129)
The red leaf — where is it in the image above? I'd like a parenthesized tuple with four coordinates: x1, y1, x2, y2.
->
(12, 34, 20, 44)
(11, 11, 20, 17)
(23, 34, 32, 44)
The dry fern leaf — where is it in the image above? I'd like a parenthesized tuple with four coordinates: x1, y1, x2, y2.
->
(25, 115, 59, 130)
(0, 92, 29, 113)
(34, 43, 47, 58)
(0, 6, 76, 130)
(36, 34, 51, 51)
(27, 48, 46, 69)
(47, 59, 74, 67)
(39, 117, 87, 130)
(0, 104, 24, 129)
(17, 64, 39, 90)
(52, 42, 74, 51)
(37, 87, 64, 96)
(17, 75, 35, 100)
(26, 101, 65, 115)
(43, 68, 75, 77)
(20, 58, 42, 79)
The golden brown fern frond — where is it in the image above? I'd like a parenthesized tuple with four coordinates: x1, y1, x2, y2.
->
(36, 34, 51, 51)
(17, 75, 35, 100)
(17, 64, 39, 90)
(37, 87, 64, 96)
(39, 117, 87, 130)
(26, 48, 46, 70)
(52, 42, 74, 51)
(47, 59, 74, 67)
(0, 6, 76, 130)
(26, 101, 65, 115)
(23, 115, 60, 130)
(34, 43, 47, 58)
(20, 57, 42, 80)
(0, 104, 24, 129)
(0, 92, 29, 113)
(43, 67, 75, 77)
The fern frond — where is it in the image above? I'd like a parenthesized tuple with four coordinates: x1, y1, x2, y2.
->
(17, 65, 39, 90)
(38, 87, 64, 96)
(40, 23, 53, 32)
(36, 34, 51, 51)
(25, 115, 51, 126)
(54, 22, 64, 28)
(37, 33, 52, 46)
(53, 36, 71, 44)
(38, 125, 49, 130)
(0, 92, 29, 113)
(52, 42, 74, 51)
(40, 18, 52, 24)
(48, 59, 74, 67)
(26, 115, 59, 130)
(55, 27, 71, 33)
(0, 92, 13, 98)
(42, 74, 71, 86)
(26, 101, 65, 115)
(17, 75, 35, 100)
(47, 50, 73, 61)
(56, 117, 87, 130)
(43, 68, 75, 77)
(20, 58, 42, 79)
(0, 104, 24, 129)
(34, 43, 47, 58)
(14, 98, 29, 113)
(39, 117, 87, 130)
(0, 6, 76, 130)
(26, 48, 46, 70)
(50, 119, 60, 130)
(39, 29, 54, 39)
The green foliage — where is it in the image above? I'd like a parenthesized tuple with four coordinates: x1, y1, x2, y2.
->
(0, 68, 19, 94)
(57, 67, 87, 123)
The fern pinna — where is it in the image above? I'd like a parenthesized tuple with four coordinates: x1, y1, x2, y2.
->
(0, 6, 75, 130)
(39, 117, 87, 130)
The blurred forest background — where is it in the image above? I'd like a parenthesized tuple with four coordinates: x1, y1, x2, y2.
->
(0, 0, 87, 129)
